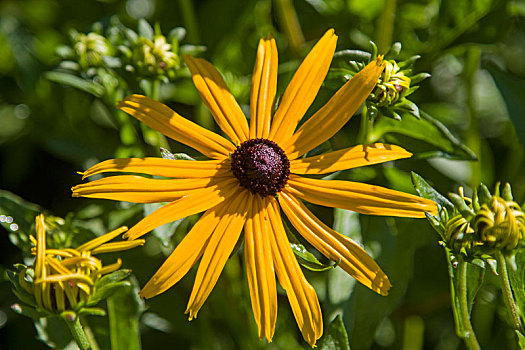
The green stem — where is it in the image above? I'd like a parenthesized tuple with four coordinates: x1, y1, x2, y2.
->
(274, 0, 305, 58)
(151, 79, 160, 101)
(457, 259, 481, 350)
(65, 316, 91, 350)
(496, 251, 524, 333)
(464, 47, 481, 188)
(376, 0, 396, 53)
(179, 0, 200, 43)
(357, 104, 371, 145)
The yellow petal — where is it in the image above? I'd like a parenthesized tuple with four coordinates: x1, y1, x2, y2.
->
(139, 202, 228, 298)
(244, 196, 277, 341)
(91, 240, 145, 255)
(118, 95, 235, 159)
(290, 143, 412, 175)
(76, 226, 128, 252)
(269, 29, 337, 145)
(287, 175, 438, 218)
(266, 199, 322, 347)
(185, 56, 249, 144)
(80, 158, 229, 180)
(185, 189, 251, 320)
(124, 178, 239, 240)
(282, 57, 386, 160)
(250, 35, 278, 139)
(72, 175, 222, 203)
(279, 191, 391, 295)
(34, 214, 46, 308)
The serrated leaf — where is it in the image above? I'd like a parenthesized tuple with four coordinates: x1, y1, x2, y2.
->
(317, 315, 350, 350)
(45, 71, 104, 97)
(371, 110, 477, 160)
(411, 172, 452, 235)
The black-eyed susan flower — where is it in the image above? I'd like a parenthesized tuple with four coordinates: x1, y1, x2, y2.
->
(72, 29, 437, 346)
(24, 214, 144, 314)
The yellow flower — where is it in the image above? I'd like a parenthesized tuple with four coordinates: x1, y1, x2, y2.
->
(30, 214, 144, 313)
(72, 29, 437, 346)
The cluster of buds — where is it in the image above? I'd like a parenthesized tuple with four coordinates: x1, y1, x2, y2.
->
(333, 42, 430, 121)
(54, 17, 191, 86)
(444, 184, 525, 259)
(8, 214, 144, 318)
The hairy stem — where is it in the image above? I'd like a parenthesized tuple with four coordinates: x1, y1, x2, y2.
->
(496, 251, 524, 334)
(457, 259, 481, 350)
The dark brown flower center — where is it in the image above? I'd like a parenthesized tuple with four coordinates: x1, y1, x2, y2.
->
(231, 138, 290, 197)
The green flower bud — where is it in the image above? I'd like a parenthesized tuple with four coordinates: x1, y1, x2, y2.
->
(472, 196, 525, 253)
(370, 60, 411, 107)
(74, 32, 111, 69)
(133, 35, 179, 76)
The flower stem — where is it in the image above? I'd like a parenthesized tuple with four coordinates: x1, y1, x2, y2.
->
(496, 251, 524, 333)
(357, 104, 371, 145)
(274, 0, 305, 57)
(65, 316, 91, 350)
(457, 258, 481, 350)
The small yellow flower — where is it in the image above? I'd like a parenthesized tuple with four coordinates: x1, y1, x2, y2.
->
(73, 30, 437, 346)
(74, 32, 111, 68)
(29, 214, 144, 313)
(372, 60, 411, 107)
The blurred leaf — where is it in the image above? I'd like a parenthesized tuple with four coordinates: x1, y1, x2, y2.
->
(45, 71, 104, 97)
(0, 190, 41, 252)
(141, 312, 173, 333)
(35, 317, 74, 349)
(486, 62, 525, 146)
(508, 249, 525, 321)
(317, 315, 350, 350)
(328, 209, 360, 305)
(371, 110, 477, 160)
(107, 277, 144, 350)
(137, 19, 154, 40)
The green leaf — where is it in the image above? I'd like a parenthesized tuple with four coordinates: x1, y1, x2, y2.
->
(411, 172, 452, 236)
(0, 190, 41, 251)
(89, 281, 132, 306)
(107, 277, 144, 350)
(486, 63, 525, 146)
(96, 269, 132, 289)
(290, 242, 338, 272)
(508, 249, 525, 322)
(283, 221, 338, 271)
(137, 19, 154, 40)
(371, 110, 477, 160)
(45, 71, 104, 97)
(317, 315, 350, 350)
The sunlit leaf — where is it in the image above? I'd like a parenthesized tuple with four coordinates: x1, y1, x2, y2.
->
(317, 315, 350, 350)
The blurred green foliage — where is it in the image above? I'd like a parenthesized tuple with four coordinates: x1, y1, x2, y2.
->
(1, 0, 525, 349)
